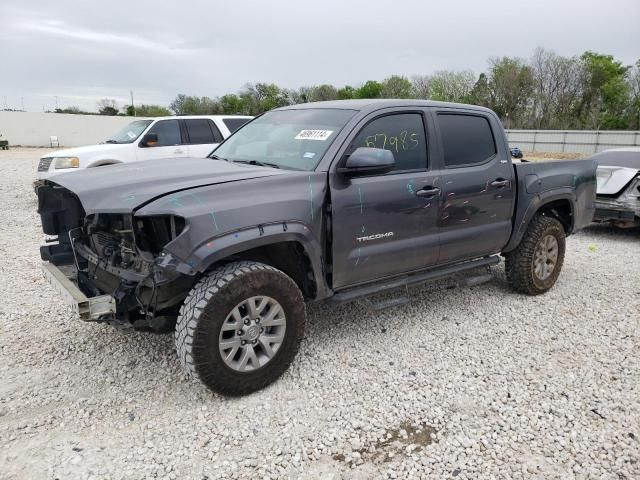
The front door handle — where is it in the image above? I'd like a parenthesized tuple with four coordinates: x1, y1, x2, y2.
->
(173, 148, 184, 154)
(416, 187, 441, 198)
(490, 178, 510, 188)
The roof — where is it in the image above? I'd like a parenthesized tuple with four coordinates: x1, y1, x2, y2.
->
(278, 98, 493, 114)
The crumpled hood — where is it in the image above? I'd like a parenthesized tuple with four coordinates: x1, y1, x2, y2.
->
(47, 157, 286, 214)
(596, 165, 640, 196)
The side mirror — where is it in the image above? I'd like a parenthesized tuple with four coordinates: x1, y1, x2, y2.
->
(337, 147, 395, 176)
(140, 133, 158, 147)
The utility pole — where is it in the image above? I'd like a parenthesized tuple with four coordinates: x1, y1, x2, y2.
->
(130, 90, 135, 117)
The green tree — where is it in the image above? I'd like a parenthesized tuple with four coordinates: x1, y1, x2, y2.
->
(309, 84, 338, 102)
(470, 73, 491, 106)
(381, 75, 412, 98)
(486, 57, 535, 128)
(135, 104, 171, 117)
(239, 83, 288, 115)
(577, 52, 631, 129)
(355, 80, 383, 99)
(169, 94, 221, 114)
(337, 85, 356, 99)
(218, 94, 246, 114)
(628, 60, 640, 129)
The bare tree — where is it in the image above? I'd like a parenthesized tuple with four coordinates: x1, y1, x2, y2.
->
(530, 47, 583, 128)
(97, 98, 119, 115)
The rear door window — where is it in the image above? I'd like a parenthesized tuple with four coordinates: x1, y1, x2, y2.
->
(222, 117, 250, 133)
(184, 119, 223, 144)
(437, 114, 496, 167)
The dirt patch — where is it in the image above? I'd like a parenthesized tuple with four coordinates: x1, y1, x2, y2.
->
(333, 421, 437, 466)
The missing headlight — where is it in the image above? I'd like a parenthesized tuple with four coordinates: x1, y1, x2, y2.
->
(135, 215, 186, 254)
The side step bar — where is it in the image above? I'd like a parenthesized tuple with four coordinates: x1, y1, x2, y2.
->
(331, 255, 500, 304)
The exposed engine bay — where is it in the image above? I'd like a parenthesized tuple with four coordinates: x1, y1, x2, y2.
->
(38, 183, 193, 328)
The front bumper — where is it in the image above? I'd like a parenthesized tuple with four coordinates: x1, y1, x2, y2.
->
(41, 262, 116, 321)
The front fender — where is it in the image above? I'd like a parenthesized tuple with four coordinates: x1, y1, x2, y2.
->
(159, 221, 330, 300)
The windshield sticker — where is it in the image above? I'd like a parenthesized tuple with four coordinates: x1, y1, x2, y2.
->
(127, 131, 136, 139)
(295, 129, 333, 141)
(303, 152, 316, 159)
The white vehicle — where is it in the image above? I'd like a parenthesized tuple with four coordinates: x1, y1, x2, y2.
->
(35, 115, 252, 186)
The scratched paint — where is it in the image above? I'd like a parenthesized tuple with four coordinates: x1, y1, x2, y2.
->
(355, 247, 361, 266)
(210, 212, 220, 231)
(307, 176, 314, 221)
(358, 186, 363, 214)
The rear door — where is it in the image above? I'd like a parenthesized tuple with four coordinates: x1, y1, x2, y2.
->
(136, 119, 186, 161)
(330, 109, 441, 289)
(432, 109, 515, 263)
(183, 118, 224, 157)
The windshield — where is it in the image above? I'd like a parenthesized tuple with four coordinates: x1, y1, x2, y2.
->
(211, 109, 356, 170)
(105, 120, 153, 144)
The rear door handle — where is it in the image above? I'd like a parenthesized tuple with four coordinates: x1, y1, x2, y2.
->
(416, 187, 441, 198)
(490, 178, 510, 188)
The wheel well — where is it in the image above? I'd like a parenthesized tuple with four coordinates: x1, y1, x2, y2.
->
(216, 241, 317, 299)
(536, 199, 573, 234)
(88, 160, 120, 167)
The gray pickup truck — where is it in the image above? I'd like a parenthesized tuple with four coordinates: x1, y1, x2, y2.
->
(37, 100, 597, 396)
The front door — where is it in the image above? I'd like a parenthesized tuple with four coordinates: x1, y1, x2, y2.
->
(433, 111, 515, 263)
(330, 111, 441, 289)
(136, 119, 186, 161)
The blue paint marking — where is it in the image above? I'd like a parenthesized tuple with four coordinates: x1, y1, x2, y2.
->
(358, 186, 363, 214)
(210, 212, 220, 231)
(406, 180, 415, 195)
(307, 175, 314, 221)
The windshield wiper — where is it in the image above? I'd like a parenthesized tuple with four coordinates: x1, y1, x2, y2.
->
(233, 159, 280, 169)
(105, 140, 118, 144)
(209, 154, 229, 161)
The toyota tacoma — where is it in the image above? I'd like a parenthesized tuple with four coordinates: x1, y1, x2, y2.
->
(37, 100, 597, 396)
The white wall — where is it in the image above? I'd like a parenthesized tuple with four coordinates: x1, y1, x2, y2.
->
(0, 111, 140, 147)
(506, 129, 640, 154)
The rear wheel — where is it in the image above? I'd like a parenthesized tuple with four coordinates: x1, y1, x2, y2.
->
(505, 215, 566, 295)
(175, 261, 305, 396)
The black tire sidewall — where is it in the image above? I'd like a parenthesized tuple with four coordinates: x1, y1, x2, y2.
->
(530, 221, 565, 292)
(191, 268, 305, 393)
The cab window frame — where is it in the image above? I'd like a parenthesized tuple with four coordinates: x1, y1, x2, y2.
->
(183, 118, 224, 145)
(343, 110, 430, 175)
(139, 119, 183, 148)
(435, 111, 498, 169)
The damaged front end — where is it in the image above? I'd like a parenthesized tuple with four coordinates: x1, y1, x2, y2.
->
(38, 183, 195, 329)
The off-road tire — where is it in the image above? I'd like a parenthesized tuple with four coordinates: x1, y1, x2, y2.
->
(175, 261, 305, 396)
(504, 215, 566, 295)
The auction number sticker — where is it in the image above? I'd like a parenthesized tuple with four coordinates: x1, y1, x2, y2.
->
(295, 129, 334, 141)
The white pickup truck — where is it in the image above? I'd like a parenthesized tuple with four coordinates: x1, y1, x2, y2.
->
(35, 115, 252, 187)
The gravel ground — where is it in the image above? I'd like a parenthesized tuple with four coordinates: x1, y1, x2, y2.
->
(1, 148, 638, 480)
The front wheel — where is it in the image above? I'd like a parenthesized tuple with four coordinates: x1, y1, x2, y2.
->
(504, 215, 566, 295)
(175, 261, 306, 396)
